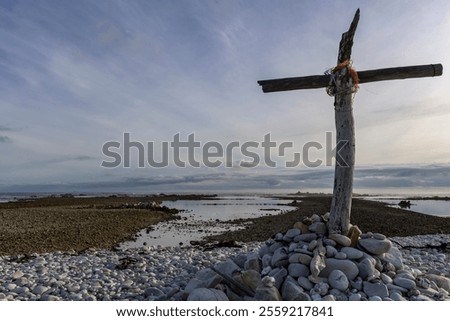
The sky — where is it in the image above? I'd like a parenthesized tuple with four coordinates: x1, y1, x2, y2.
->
(1, 0, 450, 194)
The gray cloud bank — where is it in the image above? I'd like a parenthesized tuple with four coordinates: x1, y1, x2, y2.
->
(1, 164, 449, 194)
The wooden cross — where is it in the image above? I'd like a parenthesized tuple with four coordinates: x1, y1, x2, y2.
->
(257, 9, 443, 235)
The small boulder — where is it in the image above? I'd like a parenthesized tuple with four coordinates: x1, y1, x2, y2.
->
(328, 270, 349, 291)
(358, 238, 392, 255)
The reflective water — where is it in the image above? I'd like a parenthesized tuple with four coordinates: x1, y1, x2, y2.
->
(120, 196, 297, 249)
(363, 197, 450, 217)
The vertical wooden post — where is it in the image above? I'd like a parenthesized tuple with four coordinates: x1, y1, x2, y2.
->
(327, 9, 359, 235)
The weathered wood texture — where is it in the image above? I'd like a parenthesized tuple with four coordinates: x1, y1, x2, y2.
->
(327, 9, 359, 235)
(257, 64, 443, 93)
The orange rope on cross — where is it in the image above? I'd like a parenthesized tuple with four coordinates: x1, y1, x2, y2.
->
(332, 59, 359, 89)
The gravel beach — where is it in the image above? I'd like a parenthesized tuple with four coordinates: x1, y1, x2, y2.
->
(0, 194, 449, 301)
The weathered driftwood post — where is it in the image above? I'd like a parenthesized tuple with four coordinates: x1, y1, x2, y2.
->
(326, 9, 359, 235)
(257, 9, 443, 235)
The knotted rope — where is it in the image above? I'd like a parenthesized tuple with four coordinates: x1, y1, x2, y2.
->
(324, 60, 359, 96)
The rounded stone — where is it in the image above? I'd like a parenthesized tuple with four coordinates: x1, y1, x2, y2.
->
(285, 228, 301, 238)
(340, 247, 364, 260)
(349, 293, 362, 301)
(326, 246, 338, 258)
(320, 258, 359, 280)
(393, 277, 416, 290)
(328, 270, 349, 291)
(288, 263, 310, 278)
(328, 234, 351, 247)
(295, 233, 318, 243)
(363, 281, 389, 298)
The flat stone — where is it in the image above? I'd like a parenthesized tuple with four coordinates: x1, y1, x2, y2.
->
(425, 274, 450, 292)
(340, 247, 364, 260)
(298, 276, 313, 291)
(387, 283, 408, 293)
(184, 269, 223, 295)
(373, 233, 386, 240)
(297, 254, 312, 265)
(214, 259, 240, 276)
(294, 233, 318, 243)
(285, 228, 301, 238)
(334, 252, 347, 260)
(390, 291, 407, 301)
(411, 294, 433, 301)
(394, 277, 416, 290)
(323, 239, 337, 247)
(328, 270, 349, 291)
(363, 282, 389, 298)
(12, 286, 29, 294)
(32, 285, 49, 296)
(358, 238, 392, 255)
(282, 278, 311, 301)
(320, 258, 359, 280)
(187, 288, 229, 301)
(288, 264, 310, 278)
(328, 234, 351, 247)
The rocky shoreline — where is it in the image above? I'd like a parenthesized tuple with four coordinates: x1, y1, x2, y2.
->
(0, 195, 449, 301)
(0, 231, 448, 301)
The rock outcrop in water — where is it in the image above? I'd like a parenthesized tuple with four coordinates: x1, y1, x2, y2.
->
(184, 213, 450, 301)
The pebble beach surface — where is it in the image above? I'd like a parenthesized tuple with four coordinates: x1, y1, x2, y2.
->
(0, 234, 448, 301)
(1, 195, 449, 301)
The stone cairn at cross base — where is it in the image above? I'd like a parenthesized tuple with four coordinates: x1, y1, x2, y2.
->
(183, 213, 450, 301)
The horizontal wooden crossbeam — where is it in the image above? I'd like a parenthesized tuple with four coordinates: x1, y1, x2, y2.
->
(257, 63, 443, 93)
